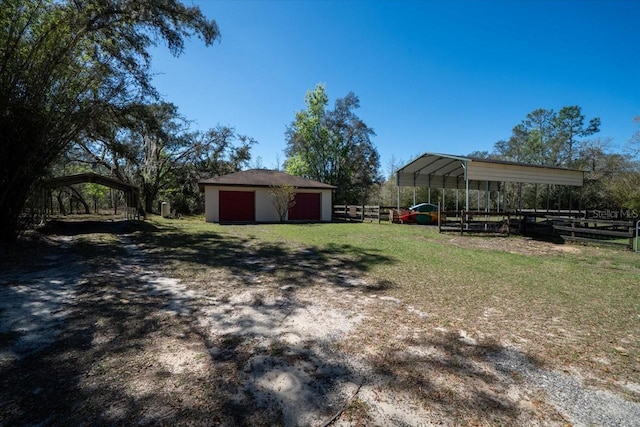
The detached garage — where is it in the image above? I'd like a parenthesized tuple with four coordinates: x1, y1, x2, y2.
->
(198, 169, 336, 223)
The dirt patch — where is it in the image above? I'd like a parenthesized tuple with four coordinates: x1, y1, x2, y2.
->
(1, 222, 638, 426)
(446, 235, 589, 256)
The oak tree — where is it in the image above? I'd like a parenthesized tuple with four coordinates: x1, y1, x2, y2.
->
(0, 0, 219, 242)
(285, 84, 380, 204)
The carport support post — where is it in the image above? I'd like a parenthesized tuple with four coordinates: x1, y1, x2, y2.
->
(485, 180, 489, 213)
(547, 184, 550, 212)
(569, 190, 573, 215)
(462, 161, 469, 211)
(462, 160, 469, 229)
(557, 189, 561, 212)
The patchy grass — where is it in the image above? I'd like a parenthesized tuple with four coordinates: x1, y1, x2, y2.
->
(139, 216, 640, 390)
(3, 215, 638, 425)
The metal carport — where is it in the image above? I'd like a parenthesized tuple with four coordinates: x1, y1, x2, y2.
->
(40, 172, 140, 220)
(396, 152, 584, 211)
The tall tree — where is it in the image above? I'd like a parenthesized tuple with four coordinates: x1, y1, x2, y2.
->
(522, 108, 557, 165)
(492, 106, 600, 211)
(76, 102, 193, 213)
(494, 106, 600, 168)
(553, 106, 601, 167)
(285, 84, 380, 204)
(493, 124, 530, 163)
(170, 126, 255, 214)
(0, 0, 219, 242)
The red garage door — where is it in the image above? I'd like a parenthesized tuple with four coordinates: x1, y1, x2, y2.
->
(289, 192, 321, 221)
(219, 190, 255, 222)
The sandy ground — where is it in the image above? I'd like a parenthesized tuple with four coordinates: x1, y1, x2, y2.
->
(1, 224, 639, 426)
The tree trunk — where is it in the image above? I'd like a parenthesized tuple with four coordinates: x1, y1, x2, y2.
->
(0, 147, 51, 243)
(143, 182, 158, 214)
(57, 191, 67, 215)
(67, 186, 90, 214)
(0, 180, 32, 243)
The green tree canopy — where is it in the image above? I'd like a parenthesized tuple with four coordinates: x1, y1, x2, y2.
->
(0, 0, 219, 242)
(493, 106, 600, 168)
(285, 84, 380, 204)
(490, 106, 640, 212)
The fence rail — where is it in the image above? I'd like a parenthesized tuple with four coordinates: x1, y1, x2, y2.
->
(334, 205, 639, 251)
(546, 216, 636, 249)
(332, 205, 394, 223)
(438, 210, 512, 235)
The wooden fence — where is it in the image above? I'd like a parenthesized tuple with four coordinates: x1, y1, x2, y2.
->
(332, 205, 393, 223)
(438, 210, 512, 235)
(544, 216, 637, 249)
(334, 205, 639, 250)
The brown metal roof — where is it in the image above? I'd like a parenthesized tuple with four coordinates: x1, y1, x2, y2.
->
(198, 169, 336, 191)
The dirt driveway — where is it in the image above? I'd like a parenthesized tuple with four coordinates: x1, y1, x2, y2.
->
(1, 221, 638, 426)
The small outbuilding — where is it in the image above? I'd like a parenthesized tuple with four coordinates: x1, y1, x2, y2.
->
(198, 169, 336, 223)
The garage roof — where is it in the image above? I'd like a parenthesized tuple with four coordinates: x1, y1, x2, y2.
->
(396, 152, 584, 191)
(198, 169, 337, 191)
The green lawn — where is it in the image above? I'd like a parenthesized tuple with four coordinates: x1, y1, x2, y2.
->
(136, 216, 640, 386)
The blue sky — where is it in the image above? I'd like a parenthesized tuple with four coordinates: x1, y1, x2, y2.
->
(150, 0, 639, 175)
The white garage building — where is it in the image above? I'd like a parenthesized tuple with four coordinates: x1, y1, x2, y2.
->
(198, 169, 336, 223)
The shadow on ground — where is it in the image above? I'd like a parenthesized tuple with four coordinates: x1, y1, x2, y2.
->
(135, 223, 396, 292)
(0, 233, 360, 425)
(39, 219, 159, 236)
(363, 330, 560, 424)
(0, 219, 565, 425)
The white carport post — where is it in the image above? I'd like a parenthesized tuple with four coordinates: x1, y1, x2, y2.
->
(486, 180, 490, 212)
(461, 160, 469, 212)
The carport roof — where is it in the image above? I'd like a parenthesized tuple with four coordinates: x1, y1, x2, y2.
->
(198, 169, 337, 191)
(43, 172, 139, 193)
(396, 152, 584, 191)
